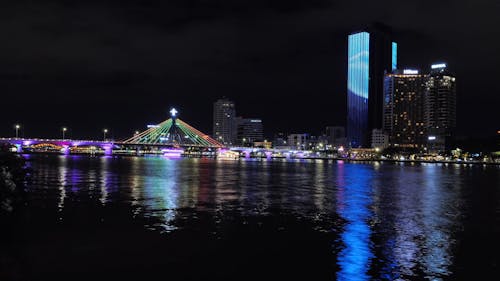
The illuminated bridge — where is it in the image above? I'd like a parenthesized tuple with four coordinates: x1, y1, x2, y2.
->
(0, 108, 224, 157)
(122, 108, 222, 148)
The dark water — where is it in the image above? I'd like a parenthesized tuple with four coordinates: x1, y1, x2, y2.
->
(5, 155, 500, 280)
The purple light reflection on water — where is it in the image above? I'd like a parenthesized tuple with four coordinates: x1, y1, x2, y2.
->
(103, 145, 113, 156)
(163, 153, 182, 158)
(162, 148, 184, 158)
(62, 145, 69, 155)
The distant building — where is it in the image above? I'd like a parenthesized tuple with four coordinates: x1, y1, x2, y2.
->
(236, 117, 264, 146)
(424, 63, 456, 153)
(325, 126, 346, 147)
(253, 141, 272, 149)
(371, 129, 389, 149)
(383, 70, 427, 148)
(288, 134, 309, 150)
(272, 132, 288, 148)
(213, 99, 237, 145)
(347, 24, 397, 148)
(313, 134, 330, 151)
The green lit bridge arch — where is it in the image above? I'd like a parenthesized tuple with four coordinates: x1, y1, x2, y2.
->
(123, 117, 223, 148)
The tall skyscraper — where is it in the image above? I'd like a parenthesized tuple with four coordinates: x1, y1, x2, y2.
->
(236, 117, 264, 146)
(213, 98, 237, 145)
(424, 63, 456, 152)
(347, 24, 397, 148)
(383, 69, 427, 148)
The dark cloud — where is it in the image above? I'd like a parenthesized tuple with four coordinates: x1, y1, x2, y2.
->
(1, 0, 499, 139)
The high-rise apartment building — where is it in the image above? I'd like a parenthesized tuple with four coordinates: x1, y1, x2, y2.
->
(424, 63, 456, 152)
(347, 24, 397, 147)
(236, 117, 264, 146)
(383, 69, 427, 148)
(213, 98, 237, 145)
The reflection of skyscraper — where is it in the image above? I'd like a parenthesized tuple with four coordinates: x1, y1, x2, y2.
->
(213, 98, 237, 145)
(335, 164, 374, 280)
(347, 24, 397, 147)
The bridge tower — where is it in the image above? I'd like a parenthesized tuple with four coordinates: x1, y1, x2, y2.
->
(122, 107, 224, 149)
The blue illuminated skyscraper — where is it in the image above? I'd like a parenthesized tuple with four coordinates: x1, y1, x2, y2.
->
(347, 24, 397, 147)
(347, 32, 370, 148)
(392, 42, 398, 71)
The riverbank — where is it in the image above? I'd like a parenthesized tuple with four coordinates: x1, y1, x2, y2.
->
(238, 155, 500, 166)
(296, 157, 500, 166)
(18, 152, 500, 166)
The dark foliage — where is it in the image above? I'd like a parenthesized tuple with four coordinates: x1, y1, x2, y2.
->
(0, 145, 28, 214)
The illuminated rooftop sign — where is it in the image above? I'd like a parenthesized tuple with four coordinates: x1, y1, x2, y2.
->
(403, 69, 419, 74)
(431, 63, 446, 69)
(147, 125, 160, 128)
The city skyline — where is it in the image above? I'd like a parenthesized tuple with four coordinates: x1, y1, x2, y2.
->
(1, 1, 499, 140)
(2, 2, 499, 280)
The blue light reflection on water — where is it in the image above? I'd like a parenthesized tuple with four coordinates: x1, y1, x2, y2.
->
(335, 164, 373, 281)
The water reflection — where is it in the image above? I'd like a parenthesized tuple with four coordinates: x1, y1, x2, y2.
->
(140, 158, 180, 232)
(389, 168, 422, 279)
(420, 165, 462, 279)
(99, 157, 110, 205)
(57, 156, 67, 212)
(369, 164, 464, 280)
(335, 164, 373, 281)
(22, 155, 494, 280)
(129, 157, 142, 215)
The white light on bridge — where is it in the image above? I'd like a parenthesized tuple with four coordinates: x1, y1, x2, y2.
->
(170, 108, 178, 117)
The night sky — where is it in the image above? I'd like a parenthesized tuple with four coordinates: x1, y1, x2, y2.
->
(1, 0, 499, 140)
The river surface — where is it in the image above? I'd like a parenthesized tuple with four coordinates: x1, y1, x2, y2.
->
(5, 154, 500, 280)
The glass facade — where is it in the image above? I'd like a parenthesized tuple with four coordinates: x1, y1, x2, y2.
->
(347, 32, 370, 148)
(392, 42, 398, 71)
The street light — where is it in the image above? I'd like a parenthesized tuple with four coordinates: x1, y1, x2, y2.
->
(62, 127, 67, 140)
(103, 129, 108, 141)
(14, 124, 20, 138)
